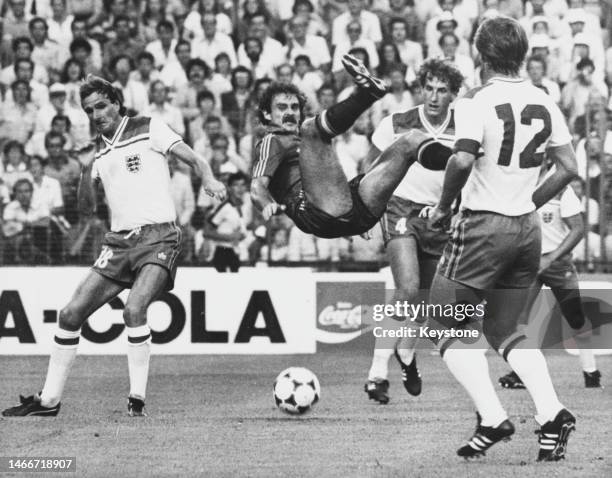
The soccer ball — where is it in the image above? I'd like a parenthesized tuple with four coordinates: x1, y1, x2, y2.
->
(273, 367, 320, 414)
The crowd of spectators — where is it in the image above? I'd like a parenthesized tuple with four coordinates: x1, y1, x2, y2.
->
(0, 0, 611, 268)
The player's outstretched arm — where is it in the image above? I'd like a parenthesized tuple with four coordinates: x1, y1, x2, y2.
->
(533, 144, 579, 210)
(75, 143, 97, 217)
(170, 142, 227, 201)
(251, 176, 284, 221)
(430, 151, 474, 229)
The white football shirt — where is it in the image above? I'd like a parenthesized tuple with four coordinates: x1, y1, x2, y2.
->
(371, 105, 455, 205)
(538, 170, 583, 254)
(92, 116, 183, 231)
(454, 77, 572, 216)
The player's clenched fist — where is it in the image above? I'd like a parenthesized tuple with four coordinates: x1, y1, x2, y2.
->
(203, 178, 227, 201)
(74, 142, 96, 168)
(262, 202, 285, 221)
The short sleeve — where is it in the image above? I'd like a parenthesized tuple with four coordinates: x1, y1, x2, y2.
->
(150, 116, 183, 154)
(453, 96, 483, 155)
(560, 186, 583, 218)
(252, 135, 284, 178)
(546, 101, 572, 148)
(370, 115, 395, 152)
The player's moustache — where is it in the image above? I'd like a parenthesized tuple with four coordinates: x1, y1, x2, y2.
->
(282, 114, 297, 124)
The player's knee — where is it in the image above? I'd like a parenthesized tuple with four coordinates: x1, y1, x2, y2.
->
(58, 306, 83, 331)
(300, 118, 319, 140)
(123, 303, 147, 327)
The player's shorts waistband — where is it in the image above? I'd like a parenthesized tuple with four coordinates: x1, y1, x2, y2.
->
(460, 209, 537, 219)
(112, 222, 178, 238)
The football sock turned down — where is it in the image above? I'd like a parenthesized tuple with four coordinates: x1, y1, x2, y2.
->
(316, 88, 379, 140)
(40, 328, 80, 408)
(443, 347, 508, 427)
(506, 348, 564, 424)
(127, 325, 152, 400)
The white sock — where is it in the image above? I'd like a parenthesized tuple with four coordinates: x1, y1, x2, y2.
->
(443, 347, 507, 427)
(396, 335, 417, 365)
(40, 328, 80, 407)
(506, 348, 564, 424)
(578, 348, 597, 373)
(127, 325, 152, 400)
(368, 348, 393, 381)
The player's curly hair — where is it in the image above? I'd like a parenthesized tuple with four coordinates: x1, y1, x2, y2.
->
(475, 17, 528, 76)
(417, 58, 464, 95)
(258, 82, 307, 125)
(79, 74, 127, 115)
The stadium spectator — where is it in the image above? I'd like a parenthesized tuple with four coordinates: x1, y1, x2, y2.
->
(48, 0, 74, 50)
(27, 114, 74, 158)
(332, 20, 379, 75)
(29, 17, 67, 78)
(7, 59, 50, 108)
(389, 17, 423, 83)
(70, 16, 103, 72)
(334, 123, 370, 179)
(159, 39, 191, 97)
(426, 10, 470, 59)
(207, 133, 247, 178)
(140, 0, 174, 44)
(145, 80, 185, 137)
(221, 66, 255, 141)
(377, 0, 423, 44)
(60, 58, 86, 108)
(237, 12, 285, 70)
(378, 64, 415, 118)
(202, 171, 249, 272)
(259, 227, 290, 262)
(1, 141, 32, 191)
(0, 37, 49, 86)
(291, 0, 328, 38)
(169, 156, 196, 263)
(283, 15, 331, 72)
(526, 55, 561, 104)
(102, 15, 145, 71)
(331, 0, 382, 47)
(43, 131, 80, 223)
(69, 37, 100, 77)
(0, 80, 38, 145)
(2, 0, 32, 48)
(184, 0, 233, 40)
(193, 115, 238, 163)
(191, 12, 237, 70)
(237, 0, 278, 44)
(111, 55, 149, 115)
(129, 52, 160, 92)
(207, 52, 233, 105)
(145, 20, 178, 70)
(174, 58, 212, 121)
(288, 227, 340, 262)
(439, 32, 475, 90)
(561, 58, 607, 132)
(2, 178, 51, 264)
(292, 55, 323, 111)
(528, 33, 562, 83)
(276, 63, 294, 85)
(239, 36, 275, 80)
(570, 177, 599, 231)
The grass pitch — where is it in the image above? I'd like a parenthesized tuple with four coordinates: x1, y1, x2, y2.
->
(1, 350, 610, 477)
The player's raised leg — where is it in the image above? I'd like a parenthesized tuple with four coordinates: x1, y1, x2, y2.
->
(297, 54, 386, 215)
(122, 264, 170, 417)
(2, 271, 124, 416)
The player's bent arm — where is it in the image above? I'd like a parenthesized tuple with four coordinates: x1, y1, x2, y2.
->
(438, 151, 475, 211)
(362, 144, 382, 172)
(170, 141, 226, 201)
(251, 176, 276, 211)
(547, 213, 585, 263)
(533, 144, 579, 209)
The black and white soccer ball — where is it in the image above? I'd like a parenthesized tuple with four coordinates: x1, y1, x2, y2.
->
(273, 367, 320, 415)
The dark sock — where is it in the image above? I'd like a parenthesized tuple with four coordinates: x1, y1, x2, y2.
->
(316, 88, 379, 141)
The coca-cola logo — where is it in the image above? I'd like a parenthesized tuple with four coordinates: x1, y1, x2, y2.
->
(319, 302, 364, 330)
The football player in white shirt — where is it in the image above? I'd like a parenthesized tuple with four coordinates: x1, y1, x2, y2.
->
(498, 164, 601, 390)
(364, 59, 463, 404)
(2, 76, 226, 419)
(427, 17, 579, 461)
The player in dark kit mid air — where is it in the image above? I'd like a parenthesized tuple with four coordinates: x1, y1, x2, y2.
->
(251, 54, 452, 238)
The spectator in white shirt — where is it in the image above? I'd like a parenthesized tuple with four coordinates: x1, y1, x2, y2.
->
(111, 54, 150, 114)
(2, 141, 32, 191)
(237, 12, 285, 70)
(130, 51, 161, 92)
(69, 16, 102, 72)
(332, 0, 382, 47)
(334, 126, 369, 179)
(27, 114, 74, 159)
(332, 20, 379, 74)
(426, 11, 470, 59)
(191, 12, 237, 69)
(184, 0, 233, 40)
(159, 40, 191, 98)
(293, 55, 323, 111)
(0, 36, 49, 86)
(145, 20, 178, 70)
(389, 17, 423, 83)
(48, 0, 74, 50)
(29, 16, 68, 78)
(207, 52, 233, 105)
(525, 54, 561, 104)
(283, 15, 331, 72)
(439, 32, 475, 90)
(6, 58, 50, 108)
(239, 36, 276, 80)
(379, 64, 415, 118)
(145, 79, 185, 137)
